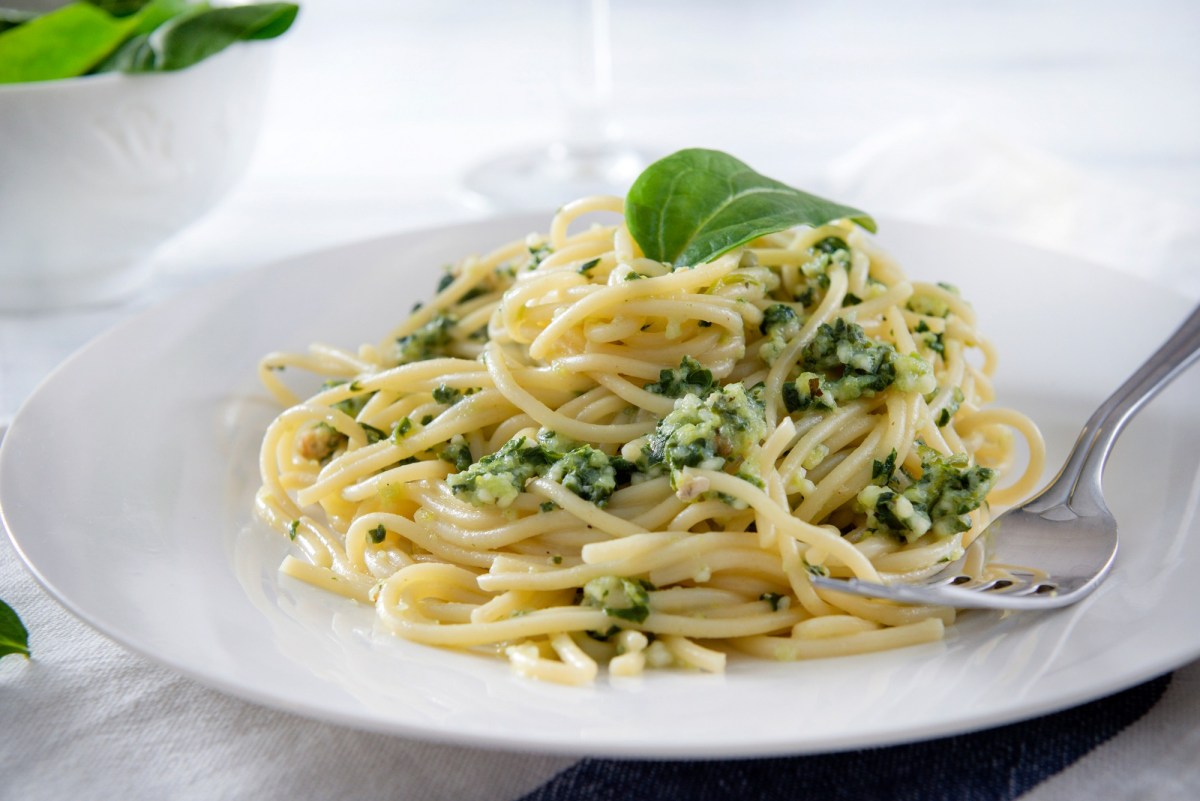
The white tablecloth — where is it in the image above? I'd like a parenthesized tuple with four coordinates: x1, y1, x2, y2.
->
(3, 2, 1200, 798)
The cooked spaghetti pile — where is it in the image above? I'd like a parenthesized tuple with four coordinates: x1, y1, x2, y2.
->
(256, 193, 1044, 685)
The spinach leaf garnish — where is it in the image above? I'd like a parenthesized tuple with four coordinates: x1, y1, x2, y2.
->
(625, 148, 875, 268)
(0, 598, 30, 660)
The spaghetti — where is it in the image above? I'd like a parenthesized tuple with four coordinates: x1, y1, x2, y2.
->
(256, 194, 1044, 685)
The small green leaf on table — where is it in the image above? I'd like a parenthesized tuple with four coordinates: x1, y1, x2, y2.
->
(0, 599, 30, 660)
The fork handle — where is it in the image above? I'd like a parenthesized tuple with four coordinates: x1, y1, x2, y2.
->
(1039, 303, 1200, 514)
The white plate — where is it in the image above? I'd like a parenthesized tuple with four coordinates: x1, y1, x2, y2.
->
(3, 216, 1199, 758)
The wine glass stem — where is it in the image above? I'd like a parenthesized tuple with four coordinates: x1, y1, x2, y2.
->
(565, 0, 614, 151)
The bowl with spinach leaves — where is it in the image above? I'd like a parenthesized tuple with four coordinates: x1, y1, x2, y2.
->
(0, 1, 299, 310)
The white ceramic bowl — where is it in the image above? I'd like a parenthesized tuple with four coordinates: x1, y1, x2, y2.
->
(0, 43, 273, 311)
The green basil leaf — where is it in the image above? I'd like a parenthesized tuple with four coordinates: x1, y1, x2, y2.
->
(0, 2, 138, 83)
(625, 148, 876, 268)
(0, 598, 30, 660)
(122, 2, 297, 73)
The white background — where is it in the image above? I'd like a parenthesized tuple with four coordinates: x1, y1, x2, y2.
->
(2, 2, 1199, 799)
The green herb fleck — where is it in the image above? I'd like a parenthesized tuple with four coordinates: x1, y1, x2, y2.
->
(812, 236, 849, 255)
(935, 387, 965, 428)
(302, 423, 346, 463)
(644, 355, 715, 399)
(439, 436, 473, 472)
(582, 576, 654, 624)
(759, 304, 799, 336)
(759, 592, 785, 611)
(395, 314, 457, 365)
(322, 379, 374, 418)
(527, 243, 553, 268)
(758, 303, 802, 364)
(782, 373, 835, 413)
(546, 445, 618, 506)
(872, 449, 898, 485)
(432, 384, 463, 406)
(392, 417, 413, 442)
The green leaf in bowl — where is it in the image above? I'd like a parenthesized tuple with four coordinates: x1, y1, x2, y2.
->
(0, 1, 298, 81)
(116, 2, 298, 73)
(625, 148, 876, 268)
(0, 2, 139, 83)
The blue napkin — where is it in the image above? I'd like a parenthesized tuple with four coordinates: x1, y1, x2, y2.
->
(519, 674, 1171, 801)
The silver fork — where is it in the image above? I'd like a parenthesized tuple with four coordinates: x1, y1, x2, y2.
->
(811, 303, 1200, 610)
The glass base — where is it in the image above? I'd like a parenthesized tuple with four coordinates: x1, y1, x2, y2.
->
(0, 257, 153, 313)
(461, 141, 654, 211)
